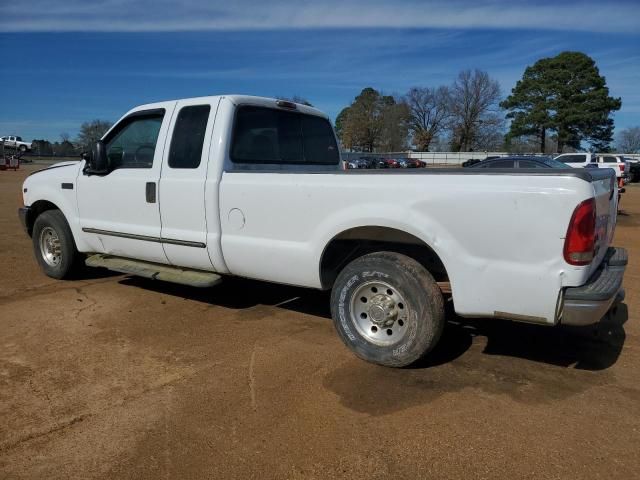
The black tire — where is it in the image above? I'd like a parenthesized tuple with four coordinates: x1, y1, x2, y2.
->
(19, 145, 27, 153)
(330, 251, 445, 367)
(32, 210, 81, 279)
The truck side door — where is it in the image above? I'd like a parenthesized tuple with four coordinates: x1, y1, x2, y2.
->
(76, 103, 175, 264)
(158, 98, 220, 270)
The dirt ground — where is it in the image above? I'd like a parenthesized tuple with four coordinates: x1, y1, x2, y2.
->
(1, 165, 639, 480)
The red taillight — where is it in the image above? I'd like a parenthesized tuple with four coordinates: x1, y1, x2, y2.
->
(563, 198, 596, 265)
(620, 163, 625, 172)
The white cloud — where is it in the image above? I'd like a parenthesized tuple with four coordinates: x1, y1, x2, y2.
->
(2, 0, 639, 33)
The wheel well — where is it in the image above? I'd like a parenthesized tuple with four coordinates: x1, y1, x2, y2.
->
(319, 226, 449, 289)
(25, 200, 59, 236)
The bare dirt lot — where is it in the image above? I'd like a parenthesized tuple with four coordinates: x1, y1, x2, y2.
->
(1, 165, 639, 479)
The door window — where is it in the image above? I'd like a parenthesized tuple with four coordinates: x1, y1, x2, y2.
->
(168, 105, 211, 169)
(106, 113, 164, 169)
(480, 160, 515, 168)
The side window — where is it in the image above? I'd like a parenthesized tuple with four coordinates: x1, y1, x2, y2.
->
(105, 113, 164, 169)
(603, 156, 618, 163)
(483, 160, 514, 168)
(169, 105, 211, 169)
(560, 154, 587, 163)
(518, 160, 545, 168)
(231, 106, 339, 165)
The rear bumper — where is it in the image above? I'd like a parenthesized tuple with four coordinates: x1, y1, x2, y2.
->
(561, 247, 627, 326)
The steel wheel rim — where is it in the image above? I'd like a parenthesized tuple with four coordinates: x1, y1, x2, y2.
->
(350, 280, 409, 346)
(39, 226, 62, 267)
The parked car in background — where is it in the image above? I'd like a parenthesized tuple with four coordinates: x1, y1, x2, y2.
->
(0, 135, 32, 152)
(377, 158, 401, 168)
(399, 158, 426, 168)
(345, 160, 358, 169)
(462, 158, 483, 168)
(555, 153, 627, 187)
(355, 156, 377, 169)
(470, 156, 570, 169)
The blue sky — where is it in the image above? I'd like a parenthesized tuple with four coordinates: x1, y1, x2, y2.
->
(1, 0, 639, 142)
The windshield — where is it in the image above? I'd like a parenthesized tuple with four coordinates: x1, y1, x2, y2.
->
(542, 158, 572, 168)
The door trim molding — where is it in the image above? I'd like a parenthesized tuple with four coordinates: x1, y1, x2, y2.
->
(82, 228, 206, 248)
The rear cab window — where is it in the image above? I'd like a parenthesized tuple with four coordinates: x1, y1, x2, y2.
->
(230, 105, 339, 167)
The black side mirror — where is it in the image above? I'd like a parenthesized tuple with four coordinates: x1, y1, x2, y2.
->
(85, 140, 109, 174)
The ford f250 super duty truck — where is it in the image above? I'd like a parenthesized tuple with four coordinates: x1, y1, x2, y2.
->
(18, 95, 627, 367)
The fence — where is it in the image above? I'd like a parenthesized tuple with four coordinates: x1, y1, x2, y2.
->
(342, 151, 640, 166)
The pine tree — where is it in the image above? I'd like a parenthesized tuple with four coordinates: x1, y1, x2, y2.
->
(501, 52, 621, 152)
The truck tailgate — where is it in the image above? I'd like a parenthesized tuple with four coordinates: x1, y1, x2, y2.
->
(588, 168, 618, 276)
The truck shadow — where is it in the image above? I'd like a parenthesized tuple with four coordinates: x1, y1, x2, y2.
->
(119, 275, 627, 373)
(324, 306, 628, 415)
(416, 303, 628, 372)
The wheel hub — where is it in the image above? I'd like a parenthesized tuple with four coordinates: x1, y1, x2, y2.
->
(39, 227, 62, 267)
(350, 280, 408, 346)
(368, 293, 398, 327)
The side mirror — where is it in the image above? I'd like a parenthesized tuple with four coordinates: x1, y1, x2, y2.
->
(85, 140, 109, 174)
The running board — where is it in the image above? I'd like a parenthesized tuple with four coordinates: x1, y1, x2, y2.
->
(85, 254, 222, 288)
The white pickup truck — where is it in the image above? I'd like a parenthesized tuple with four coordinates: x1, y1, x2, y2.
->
(1, 135, 32, 152)
(555, 153, 628, 188)
(19, 95, 627, 367)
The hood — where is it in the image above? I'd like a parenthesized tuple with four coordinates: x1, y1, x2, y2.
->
(29, 160, 81, 177)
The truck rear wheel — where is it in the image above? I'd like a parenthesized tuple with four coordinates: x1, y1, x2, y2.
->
(32, 210, 81, 279)
(330, 251, 445, 367)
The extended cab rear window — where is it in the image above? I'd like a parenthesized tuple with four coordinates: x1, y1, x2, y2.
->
(231, 106, 339, 165)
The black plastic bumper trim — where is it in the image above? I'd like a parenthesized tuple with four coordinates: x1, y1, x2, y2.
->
(564, 248, 627, 302)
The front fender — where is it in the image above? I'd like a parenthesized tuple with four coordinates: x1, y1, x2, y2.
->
(22, 162, 89, 251)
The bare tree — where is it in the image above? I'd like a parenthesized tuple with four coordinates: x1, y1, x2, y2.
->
(76, 119, 112, 152)
(60, 132, 71, 143)
(472, 113, 506, 151)
(617, 126, 640, 153)
(403, 86, 450, 151)
(449, 69, 502, 152)
(379, 99, 410, 152)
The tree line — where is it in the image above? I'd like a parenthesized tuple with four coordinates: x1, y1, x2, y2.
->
(30, 120, 112, 157)
(25, 51, 640, 156)
(335, 51, 632, 154)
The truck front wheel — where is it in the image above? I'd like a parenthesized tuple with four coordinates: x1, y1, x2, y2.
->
(32, 210, 81, 279)
(330, 251, 445, 367)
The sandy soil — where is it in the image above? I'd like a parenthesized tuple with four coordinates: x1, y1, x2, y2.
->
(1, 165, 639, 479)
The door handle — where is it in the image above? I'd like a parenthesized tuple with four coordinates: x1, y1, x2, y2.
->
(145, 182, 156, 203)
